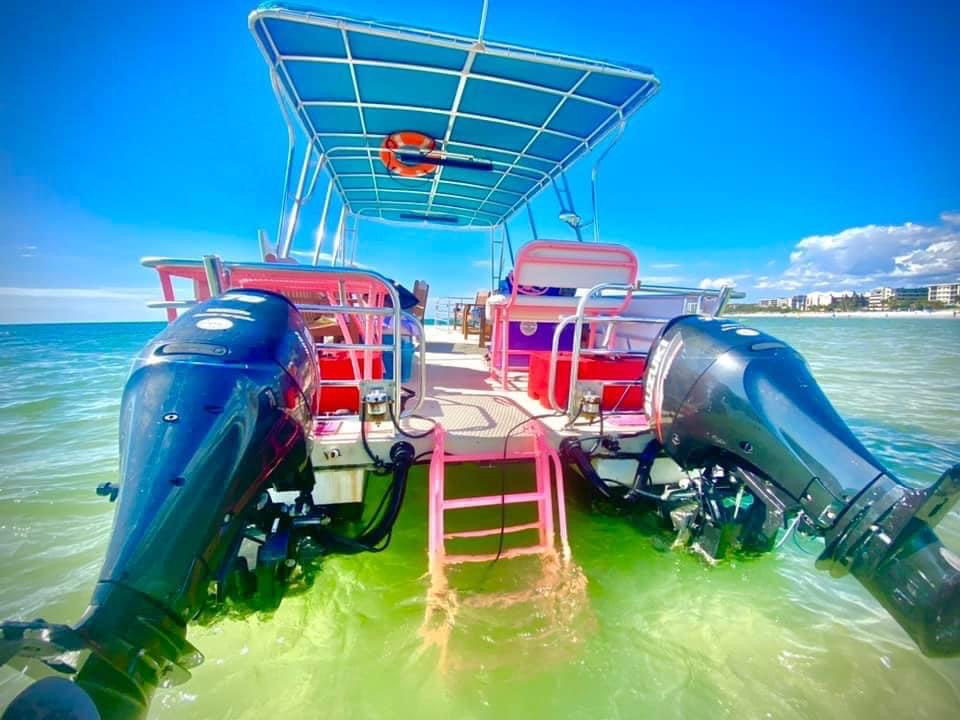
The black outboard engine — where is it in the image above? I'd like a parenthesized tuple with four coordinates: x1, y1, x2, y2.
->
(644, 314, 959, 657)
(1, 290, 317, 718)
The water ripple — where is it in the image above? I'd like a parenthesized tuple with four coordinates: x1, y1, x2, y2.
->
(1, 319, 959, 718)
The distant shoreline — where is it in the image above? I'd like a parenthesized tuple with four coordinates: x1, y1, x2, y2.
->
(729, 310, 959, 319)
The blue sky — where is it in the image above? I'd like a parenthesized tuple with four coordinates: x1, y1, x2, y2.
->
(2, 0, 958, 322)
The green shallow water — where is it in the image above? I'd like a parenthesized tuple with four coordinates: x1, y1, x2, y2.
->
(1, 318, 959, 719)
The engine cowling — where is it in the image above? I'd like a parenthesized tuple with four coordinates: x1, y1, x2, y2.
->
(644, 314, 960, 657)
(2, 290, 317, 719)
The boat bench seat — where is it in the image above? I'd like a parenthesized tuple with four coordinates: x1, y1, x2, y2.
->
(489, 240, 639, 386)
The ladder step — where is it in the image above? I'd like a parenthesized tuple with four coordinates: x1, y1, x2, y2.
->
(442, 491, 543, 511)
(443, 521, 542, 540)
(444, 544, 548, 564)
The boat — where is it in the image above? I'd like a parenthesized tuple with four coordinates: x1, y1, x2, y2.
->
(2, 2, 958, 717)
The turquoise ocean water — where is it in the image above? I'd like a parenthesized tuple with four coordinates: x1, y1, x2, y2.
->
(1, 317, 958, 718)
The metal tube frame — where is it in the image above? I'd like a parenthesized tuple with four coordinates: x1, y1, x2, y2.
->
(249, 9, 661, 232)
(341, 195, 505, 218)
(561, 282, 634, 418)
(425, 29, 479, 216)
(502, 222, 515, 265)
(279, 145, 315, 258)
(201, 255, 224, 296)
(310, 308, 427, 422)
(270, 70, 297, 249)
(349, 215, 360, 266)
(496, 224, 507, 290)
(245, 262, 414, 417)
(547, 312, 667, 419)
(323, 138, 557, 177)
(254, 10, 658, 81)
(302, 100, 586, 144)
(545, 283, 739, 419)
(590, 113, 625, 244)
(312, 180, 335, 265)
(489, 227, 497, 291)
(331, 206, 347, 265)
(477, 0, 489, 42)
(553, 172, 583, 242)
(142, 257, 423, 418)
(325, 146, 556, 193)
(713, 285, 734, 316)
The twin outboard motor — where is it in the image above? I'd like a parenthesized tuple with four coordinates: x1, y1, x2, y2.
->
(3, 299, 957, 718)
(1, 291, 317, 718)
(644, 315, 960, 657)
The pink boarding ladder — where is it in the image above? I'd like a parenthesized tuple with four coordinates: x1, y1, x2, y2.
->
(427, 421, 570, 574)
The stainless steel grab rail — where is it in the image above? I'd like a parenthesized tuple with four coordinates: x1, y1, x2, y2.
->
(545, 283, 739, 419)
(547, 312, 670, 417)
(401, 309, 427, 417)
(297, 304, 394, 316)
(564, 282, 635, 418)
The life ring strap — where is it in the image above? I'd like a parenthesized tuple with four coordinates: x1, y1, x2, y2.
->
(380, 131, 437, 178)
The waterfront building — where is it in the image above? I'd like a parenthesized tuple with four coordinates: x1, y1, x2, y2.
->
(806, 291, 835, 307)
(868, 288, 893, 310)
(869, 286, 928, 310)
(805, 291, 851, 307)
(928, 283, 960, 305)
(894, 287, 928, 302)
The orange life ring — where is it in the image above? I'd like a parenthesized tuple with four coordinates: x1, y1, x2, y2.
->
(380, 131, 437, 177)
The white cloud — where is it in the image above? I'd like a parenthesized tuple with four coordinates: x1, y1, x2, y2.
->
(471, 259, 492, 269)
(762, 214, 960, 292)
(0, 286, 155, 300)
(892, 240, 960, 278)
(698, 274, 750, 289)
(650, 262, 680, 270)
(754, 275, 803, 291)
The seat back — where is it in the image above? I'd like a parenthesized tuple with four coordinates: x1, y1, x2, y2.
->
(512, 241, 638, 298)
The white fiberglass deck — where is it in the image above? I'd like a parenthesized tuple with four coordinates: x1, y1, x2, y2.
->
(310, 324, 651, 468)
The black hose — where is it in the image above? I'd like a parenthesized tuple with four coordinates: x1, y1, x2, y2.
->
(560, 435, 662, 504)
(388, 403, 436, 439)
(491, 412, 563, 566)
(359, 404, 391, 473)
(313, 442, 414, 555)
(355, 444, 412, 550)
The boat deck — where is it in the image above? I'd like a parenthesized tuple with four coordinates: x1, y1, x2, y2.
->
(310, 325, 652, 469)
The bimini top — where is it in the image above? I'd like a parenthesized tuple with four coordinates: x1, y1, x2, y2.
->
(249, 3, 660, 228)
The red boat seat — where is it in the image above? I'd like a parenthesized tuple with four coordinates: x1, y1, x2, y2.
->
(527, 351, 646, 412)
(317, 351, 384, 414)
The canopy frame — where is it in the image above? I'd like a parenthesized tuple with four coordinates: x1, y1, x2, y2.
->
(249, 2, 660, 259)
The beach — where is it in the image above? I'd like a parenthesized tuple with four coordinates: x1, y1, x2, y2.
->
(732, 309, 958, 319)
